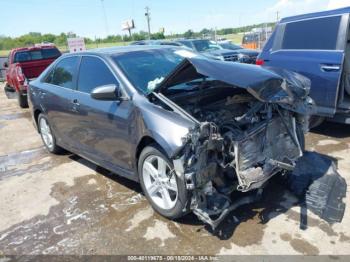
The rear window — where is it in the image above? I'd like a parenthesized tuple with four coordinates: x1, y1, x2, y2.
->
(49, 56, 79, 89)
(282, 16, 341, 50)
(14, 48, 61, 63)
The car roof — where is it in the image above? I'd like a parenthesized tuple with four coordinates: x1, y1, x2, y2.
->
(281, 6, 350, 23)
(12, 44, 58, 52)
(62, 45, 179, 57)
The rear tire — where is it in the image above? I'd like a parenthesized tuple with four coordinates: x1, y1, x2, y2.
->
(138, 144, 189, 219)
(38, 114, 63, 154)
(4, 83, 14, 92)
(18, 90, 28, 108)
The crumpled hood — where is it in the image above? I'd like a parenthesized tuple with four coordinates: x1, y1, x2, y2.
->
(155, 57, 313, 113)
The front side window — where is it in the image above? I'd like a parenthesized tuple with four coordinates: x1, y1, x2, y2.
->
(51, 56, 79, 89)
(77, 56, 118, 93)
(282, 16, 341, 50)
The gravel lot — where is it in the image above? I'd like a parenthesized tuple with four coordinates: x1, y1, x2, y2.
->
(0, 82, 350, 255)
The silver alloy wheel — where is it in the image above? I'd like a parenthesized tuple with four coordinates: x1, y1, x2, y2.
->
(39, 118, 54, 150)
(142, 155, 178, 210)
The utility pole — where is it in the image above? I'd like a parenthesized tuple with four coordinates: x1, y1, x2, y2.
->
(145, 6, 151, 40)
(276, 11, 280, 22)
(101, 0, 109, 37)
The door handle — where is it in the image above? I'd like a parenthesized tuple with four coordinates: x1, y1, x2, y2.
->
(40, 91, 46, 98)
(72, 99, 80, 106)
(71, 99, 80, 113)
(320, 64, 340, 72)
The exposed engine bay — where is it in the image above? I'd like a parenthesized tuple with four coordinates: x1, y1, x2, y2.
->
(179, 93, 303, 193)
(149, 57, 320, 229)
(152, 83, 307, 229)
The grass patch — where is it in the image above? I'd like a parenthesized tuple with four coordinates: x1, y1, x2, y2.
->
(0, 41, 131, 57)
(218, 33, 243, 44)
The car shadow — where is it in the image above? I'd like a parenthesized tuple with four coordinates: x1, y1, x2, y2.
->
(311, 121, 350, 138)
(68, 154, 143, 194)
(66, 151, 346, 240)
(177, 151, 346, 239)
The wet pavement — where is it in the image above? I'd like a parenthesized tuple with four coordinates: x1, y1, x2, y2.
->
(0, 83, 350, 255)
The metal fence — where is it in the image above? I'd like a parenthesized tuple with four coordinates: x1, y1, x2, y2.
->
(0, 57, 7, 82)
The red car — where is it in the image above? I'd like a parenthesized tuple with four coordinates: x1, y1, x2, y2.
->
(4, 44, 61, 107)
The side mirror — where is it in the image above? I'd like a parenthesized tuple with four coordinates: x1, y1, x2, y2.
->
(90, 84, 125, 101)
(3, 61, 8, 68)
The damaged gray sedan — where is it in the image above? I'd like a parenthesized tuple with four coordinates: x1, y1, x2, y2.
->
(29, 46, 313, 229)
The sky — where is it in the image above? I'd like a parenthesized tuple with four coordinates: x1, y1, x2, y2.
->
(1, 0, 350, 38)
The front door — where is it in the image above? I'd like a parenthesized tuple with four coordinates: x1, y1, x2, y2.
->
(71, 56, 133, 172)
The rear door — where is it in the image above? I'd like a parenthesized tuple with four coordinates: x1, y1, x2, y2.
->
(71, 56, 133, 172)
(261, 14, 348, 116)
(41, 56, 81, 150)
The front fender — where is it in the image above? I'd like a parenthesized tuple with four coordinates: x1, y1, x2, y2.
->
(134, 95, 195, 159)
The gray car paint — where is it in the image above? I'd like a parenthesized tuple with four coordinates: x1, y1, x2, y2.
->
(28, 46, 309, 183)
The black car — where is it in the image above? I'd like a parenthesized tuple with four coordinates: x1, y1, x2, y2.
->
(29, 46, 312, 228)
(176, 39, 258, 63)
(218, 41, 260, 63)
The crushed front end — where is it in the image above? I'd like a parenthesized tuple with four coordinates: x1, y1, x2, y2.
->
(172, 101, 307, 229)
(152, 57, 314, 229)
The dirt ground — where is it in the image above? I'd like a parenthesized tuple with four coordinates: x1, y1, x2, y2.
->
(0, 82, 350, 256)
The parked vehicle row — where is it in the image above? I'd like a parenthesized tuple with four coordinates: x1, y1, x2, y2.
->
(3, 44, 61, 107)
(28, 46, 313, 228)
(131, 39, 259, 64)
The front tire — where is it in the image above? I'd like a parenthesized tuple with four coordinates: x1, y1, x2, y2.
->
(18, 90, 28, 108)
(38, 114, 63, 154)
(138, 145, 189, 219)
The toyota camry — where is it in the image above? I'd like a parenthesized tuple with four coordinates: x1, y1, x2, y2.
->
(28, 46, 313, 228)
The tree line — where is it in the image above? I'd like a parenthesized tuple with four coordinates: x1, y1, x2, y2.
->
(0, 22, 275, 51)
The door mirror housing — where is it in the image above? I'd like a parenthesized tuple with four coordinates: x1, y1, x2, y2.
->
(90, 84, 125, 101)
(3, 61, 8, 68)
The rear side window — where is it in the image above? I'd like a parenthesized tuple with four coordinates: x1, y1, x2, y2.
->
(51, 56, 79, 89)
(77, 56, 118, 93)
(282, 16, 341, 50)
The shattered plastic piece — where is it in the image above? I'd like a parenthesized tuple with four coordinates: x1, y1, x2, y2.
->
(193, 189, 263, 230)
(288, 151, 346, 223)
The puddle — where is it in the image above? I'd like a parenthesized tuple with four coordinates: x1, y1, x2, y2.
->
(0, 111, 31, 121)
(0, 147, 71, 181)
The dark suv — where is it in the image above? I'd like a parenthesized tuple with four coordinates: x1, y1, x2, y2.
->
(257, 7, 350, 126)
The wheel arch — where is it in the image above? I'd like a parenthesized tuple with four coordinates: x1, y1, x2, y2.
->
(33, 109, 42, 132)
